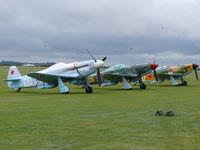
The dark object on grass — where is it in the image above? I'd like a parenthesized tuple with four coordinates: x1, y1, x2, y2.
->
(155, 110, 164, 116)
(165, 111, 175, 117)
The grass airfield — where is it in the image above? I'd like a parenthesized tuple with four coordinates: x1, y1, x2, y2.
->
(0, 66, 200, 150)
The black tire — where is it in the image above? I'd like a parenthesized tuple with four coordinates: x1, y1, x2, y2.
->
(85, 86, 93, 93)
(155, 110, 164, 116)
(16, 88, 21, 92)
(182, 80, 187, 86)
(62, 91, 70, 94)
(165, 111, 175, 117)
(140, 82, 146, 89)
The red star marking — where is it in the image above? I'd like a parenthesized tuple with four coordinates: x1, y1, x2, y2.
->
(10, 70, 15, 75)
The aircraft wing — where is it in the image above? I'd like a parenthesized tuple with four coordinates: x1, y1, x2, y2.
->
(103, 73, 137, 81)
(161, 73, 182, 77)
(28, 72, 79, 84)
(157, 73, 182, 80)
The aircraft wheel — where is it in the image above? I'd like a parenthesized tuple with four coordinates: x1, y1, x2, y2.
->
(140, 83, 146, 89)
(85, 86, 93, 93)
(16, 88, 21, 92)
(182, 80, 187, 86)
(62, 91, 70, 94)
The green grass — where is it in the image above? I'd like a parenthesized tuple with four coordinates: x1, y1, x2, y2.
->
(0, 66, 200, 150)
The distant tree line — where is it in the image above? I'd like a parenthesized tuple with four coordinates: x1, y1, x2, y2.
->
(0, 61, 55, 67)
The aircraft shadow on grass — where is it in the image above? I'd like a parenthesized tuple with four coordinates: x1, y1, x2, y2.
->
(4, 90, 89, 95)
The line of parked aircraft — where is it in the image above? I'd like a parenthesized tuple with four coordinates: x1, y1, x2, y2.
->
(4, 52, 199, 94)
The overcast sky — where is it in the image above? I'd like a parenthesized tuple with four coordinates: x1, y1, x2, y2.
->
(0, 0, 200, 65)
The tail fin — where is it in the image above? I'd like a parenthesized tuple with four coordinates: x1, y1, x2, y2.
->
(7, 66, 22, 81)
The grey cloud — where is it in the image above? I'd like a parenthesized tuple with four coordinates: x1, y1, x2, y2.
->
(0, 0, 200, 65)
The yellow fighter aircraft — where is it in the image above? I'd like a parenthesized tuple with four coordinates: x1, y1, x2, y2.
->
(143, 64, 199, 86)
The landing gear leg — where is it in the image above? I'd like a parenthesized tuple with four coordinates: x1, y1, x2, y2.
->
(138, 78, 146, 89)
(181, 77, 187, 86)
(16, 88, 21, 92)
(85, 79, 93, 93)
(170, 76, 179, 86)
(122, 77, 132, 90)
(85, 86, 93, 93)
(58, 77, 69, 94)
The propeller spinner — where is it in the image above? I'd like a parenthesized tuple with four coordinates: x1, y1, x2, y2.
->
(87, 50, 107, 86)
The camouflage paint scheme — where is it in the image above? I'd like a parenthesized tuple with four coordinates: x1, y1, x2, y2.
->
(143, 64, 198, 86)
(88, 63, 158, 89)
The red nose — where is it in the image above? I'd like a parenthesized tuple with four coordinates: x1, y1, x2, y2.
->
(193, 64, 199, 69)
(150, 63, 159, 70)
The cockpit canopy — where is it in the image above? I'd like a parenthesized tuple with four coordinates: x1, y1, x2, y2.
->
(157, 65, 170, 70)
(105, 64, 126, 72)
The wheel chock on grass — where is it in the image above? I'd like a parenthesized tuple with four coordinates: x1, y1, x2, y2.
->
(155, 110, 164, 116)
(165, 111, 175, 117)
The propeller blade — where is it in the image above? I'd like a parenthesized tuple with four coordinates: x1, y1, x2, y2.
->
(195, 69, 199, 80)
(150, 63, 159, 82)
(153, 70, 159, 82)
(96, 68, 101, 86)
(102, 57, 107, 61)
(192, 64, 199, 80)
(87, 49, 97, 62)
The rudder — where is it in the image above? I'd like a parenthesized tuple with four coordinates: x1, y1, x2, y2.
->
(7, 66, 22, 81)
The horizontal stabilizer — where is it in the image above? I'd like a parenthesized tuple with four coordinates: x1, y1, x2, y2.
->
(3, 78, 21, 82)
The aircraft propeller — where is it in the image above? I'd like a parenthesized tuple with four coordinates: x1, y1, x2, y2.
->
(87, 50, 107, 86)
(192, 64, 199, 80)
(150, 56, 159, 82)
(150, 63, 159, 82)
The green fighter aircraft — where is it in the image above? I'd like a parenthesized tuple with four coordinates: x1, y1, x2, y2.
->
(88, 63, 159, 90)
